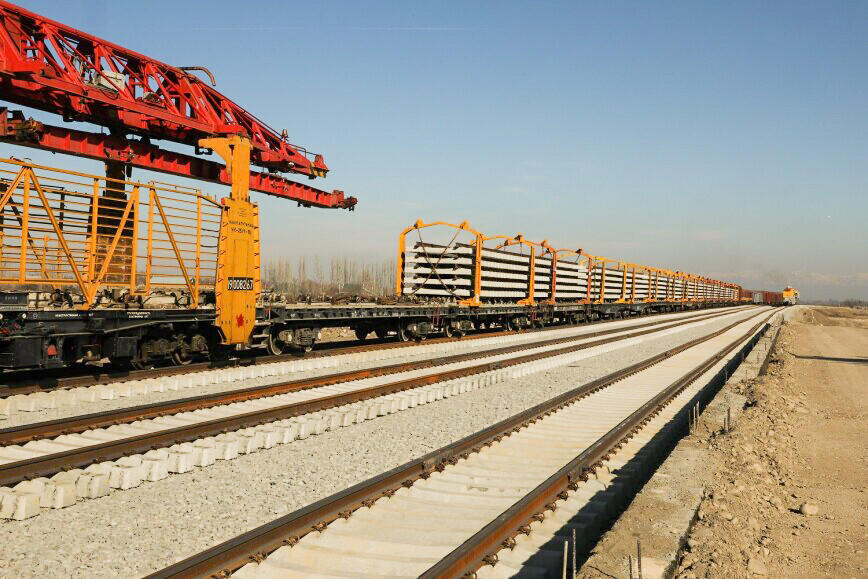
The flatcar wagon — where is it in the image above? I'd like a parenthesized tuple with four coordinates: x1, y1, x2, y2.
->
(0, 206, 751, 370)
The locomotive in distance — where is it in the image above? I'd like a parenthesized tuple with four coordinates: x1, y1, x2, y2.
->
(0, 169, 794, 371)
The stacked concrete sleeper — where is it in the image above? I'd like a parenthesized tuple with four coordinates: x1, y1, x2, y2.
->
(402, 240, 738, 303)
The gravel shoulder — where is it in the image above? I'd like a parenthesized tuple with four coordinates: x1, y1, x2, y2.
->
(0, 308, 762, 578)
(677, 305, 867, 578)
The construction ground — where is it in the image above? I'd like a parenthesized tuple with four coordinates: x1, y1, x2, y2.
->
(578, 305, 868, 578)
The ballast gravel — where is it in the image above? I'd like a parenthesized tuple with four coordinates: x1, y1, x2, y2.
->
(0, 308, 762, 578)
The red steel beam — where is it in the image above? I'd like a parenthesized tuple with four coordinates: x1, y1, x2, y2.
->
(0, 112, 356, 209)
(0, 1, 329, 177)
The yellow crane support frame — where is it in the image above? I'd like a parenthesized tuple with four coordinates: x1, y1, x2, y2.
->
(492, 234, 540, 306)
(587, 256, 626, 304)
(397, 219, 487, 306)
(201, 136, 260, 346)
(0, 135, 264, 347)
(624, 262, 651, 304)
(549, 247, 587, 305)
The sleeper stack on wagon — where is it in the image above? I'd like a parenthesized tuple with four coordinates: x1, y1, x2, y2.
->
(402, 242, 562, 302)
(398, 220, 740, 307)
(2, 155, 757, 370)
(0, 201, 762, 372)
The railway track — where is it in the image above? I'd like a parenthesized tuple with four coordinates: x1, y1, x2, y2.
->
(0, 306, 754, 520)
(147, 307, 777, 578)
(0, 306, 751, 418)
(0, 329, 515, 398)
(0, 305, 747, 399)
(0, 333, 449, 397)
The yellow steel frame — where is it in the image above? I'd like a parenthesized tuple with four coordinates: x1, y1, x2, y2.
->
(539, 241, 557, 306)
(493, 234, 539, 306)
(628, 263, 637, 303)
(625, 263, 653, 304)
(0, 157, 220, 308)
(397, 220, 486, 306)
(551, 248, 587, 304)
(203, 136, 260, 345)
(590, 256, 619, 304)
(646, 266, 661, 303)
(614, 261, 628, 303)
(0, 138, 287, 348)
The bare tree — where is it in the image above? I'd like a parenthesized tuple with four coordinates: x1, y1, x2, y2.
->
(262, 255, 396, 298)
(330, 257, 346, 293)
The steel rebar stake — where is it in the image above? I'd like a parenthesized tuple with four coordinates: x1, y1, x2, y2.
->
(637, 538, 643, 579)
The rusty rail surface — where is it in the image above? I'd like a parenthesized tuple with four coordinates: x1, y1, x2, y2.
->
(144, 309, 774, 579)
(0, 308, 742, 486)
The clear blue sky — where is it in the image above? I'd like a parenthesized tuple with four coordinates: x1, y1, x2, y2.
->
(15, 0, 868, 300)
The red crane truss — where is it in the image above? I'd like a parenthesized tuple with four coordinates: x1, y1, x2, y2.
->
(0, 1, 355, 209)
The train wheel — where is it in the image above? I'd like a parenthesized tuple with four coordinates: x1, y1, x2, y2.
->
(398, 325, 411, 342)
(444, 324, 455, 338)
(131, 346, 153, 370)
(355, 328, 369, 341)
(266, 330, 285, 356)
(172, 348, 194, 366)
(375, 329, 388, 339)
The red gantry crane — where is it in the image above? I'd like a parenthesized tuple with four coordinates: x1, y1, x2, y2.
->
(0, 0, 356, 210)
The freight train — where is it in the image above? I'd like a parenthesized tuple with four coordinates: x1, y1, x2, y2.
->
(738, 286, 799, 306)
(0, 188, 785, 371)
(0, 2, 792, 371)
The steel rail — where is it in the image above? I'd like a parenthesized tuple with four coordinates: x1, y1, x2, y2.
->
(0, 305, 751, 397)
(0, 307, 738, 448)
(144, 308, 774, 579)
(0, 308, 745, 486)
(422, 309, 775, 578)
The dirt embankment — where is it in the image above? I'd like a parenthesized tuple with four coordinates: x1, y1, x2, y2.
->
(793, 305, 868, 329)
(674, 307, 867, 578)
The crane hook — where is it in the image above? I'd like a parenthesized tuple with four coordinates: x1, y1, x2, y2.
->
(179, 66, 217, 87)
